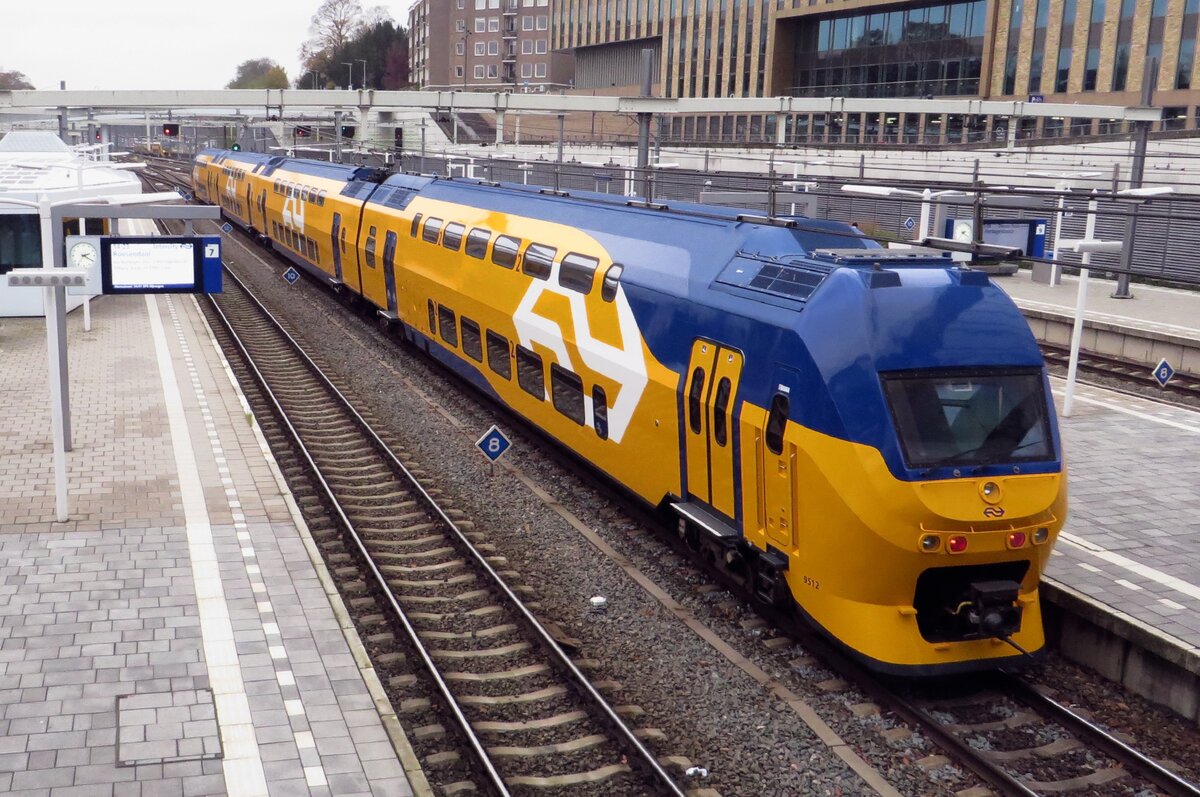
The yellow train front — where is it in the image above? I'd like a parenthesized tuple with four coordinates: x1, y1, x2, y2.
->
(195, 149, 1065, 674)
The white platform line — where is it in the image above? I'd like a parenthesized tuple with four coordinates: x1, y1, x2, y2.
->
(1060, 532, 1200, 604)
(1049, 382, 1200, 435)
(146, 294, 269, 797)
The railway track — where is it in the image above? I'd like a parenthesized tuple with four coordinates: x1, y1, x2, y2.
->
(1039, 342, 1200, 403)
(198, 262, 687, 797)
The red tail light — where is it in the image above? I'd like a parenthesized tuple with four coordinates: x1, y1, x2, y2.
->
(1007, 531, 1027, 549)
(947, 535, 968, 554)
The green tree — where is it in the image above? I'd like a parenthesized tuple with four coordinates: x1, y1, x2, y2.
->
(0, 69, 35, 90)
(296, 16, 408, 91)
(227, 58, 289, 89)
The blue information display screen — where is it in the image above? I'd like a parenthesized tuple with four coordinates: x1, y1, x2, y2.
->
(100, 236, 222, 295)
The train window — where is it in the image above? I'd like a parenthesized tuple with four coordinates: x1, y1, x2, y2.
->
(443, 222, 465, 251)
(492, 235, 521, 269)
(601, 263, 624, 302)
(523, 243, 555, 280)
(592, 386, 609, 440)
(369, 225, 377, 237)
(516, 346, 545, 399)
(423, 217, 444, 245)
(301, 188, 310, 202)
(317, 190, 326, 206)
(410, 213, 423, 237)
(365, 234, 377, 267)
(466, 228, 491, 259)
(559, 253, 599, 294)
(765, 392, 790, 455)
(461, 317, 483, 362)
(713, 377, 732, 447)
(688, 367, 705, 434)
(427, 299, 437, 333)
(438, 305, 458, 347)
(486, 330, 511, 379)
(550, 364, 585, 424)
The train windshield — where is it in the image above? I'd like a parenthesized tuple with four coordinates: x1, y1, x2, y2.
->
(882, 368, 1053, 469)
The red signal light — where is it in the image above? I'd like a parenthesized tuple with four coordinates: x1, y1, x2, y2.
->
(162, 123, 179, 137)
(1007, 532, 1027, 549)
(947, 535, 968, 554)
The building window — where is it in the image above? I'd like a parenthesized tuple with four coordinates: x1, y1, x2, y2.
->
(475, 17, 485, 32)
(488, 40, 499, 55)
(475, 0, 485, 8)
(536, 39, 547, 54)
(516, 346, 545, 398)
(474, 65, 485, 78)
(535, 62, 547, 78)
(475, 41, 486, 55)
(522, 39, 533, 54)
(523, 15, 534, 30)
(1055, 48, 1071, 93)
(536, 14, 548, 29)
(489, 17, 500, 31)
(455, 65, 464, 78)
(456, 19, 465, 32)
(487, 64, 498, 78)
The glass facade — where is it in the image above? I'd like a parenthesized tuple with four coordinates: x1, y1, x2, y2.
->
(1112, 0, 1136, 91)
(1002, 0, 1023, 95)
(792, 0, 987, 98)
(1083, 0, 1104, 90)
(1180, 0, 1199, 89)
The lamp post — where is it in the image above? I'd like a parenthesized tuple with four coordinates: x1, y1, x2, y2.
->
(1025, 170, 1102, 282)
(342, 62, 354, 90)
(1061, 185, 1174, 416)
(356, 59, 367, 89)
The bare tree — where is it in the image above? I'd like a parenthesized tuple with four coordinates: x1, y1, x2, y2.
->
(305, 0, 366, 55)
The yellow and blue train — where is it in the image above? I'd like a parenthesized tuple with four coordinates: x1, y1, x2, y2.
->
(194, 148, 1066, 674)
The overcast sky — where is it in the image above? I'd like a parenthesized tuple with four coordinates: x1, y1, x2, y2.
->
(4, 0, 419, 91)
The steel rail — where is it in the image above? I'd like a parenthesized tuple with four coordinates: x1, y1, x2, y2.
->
(1000, 673, 1200, 797)
(204, 262, 686, 797)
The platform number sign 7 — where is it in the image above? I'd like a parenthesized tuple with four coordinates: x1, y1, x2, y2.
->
(204, 243, 219, 259)
(476, 425, 512, 463)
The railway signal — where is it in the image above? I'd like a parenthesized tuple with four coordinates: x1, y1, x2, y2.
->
(162, 123, 179, 137)
(340, 125, 356, 139)
(295, 125, 311, 139)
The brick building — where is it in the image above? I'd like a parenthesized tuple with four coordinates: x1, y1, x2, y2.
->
(408, 0, 574, 92)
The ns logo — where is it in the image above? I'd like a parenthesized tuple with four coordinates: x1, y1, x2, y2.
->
(983, 506, 1006, 518)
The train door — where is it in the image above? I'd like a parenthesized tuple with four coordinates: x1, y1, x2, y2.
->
(761, 366, 801, 552)
(683, 340, 745, 520)
(331, 212, 344, 282)
(245, 183, 253, 226)
(382, 231, 398, 315)
(258, 189, 267, 230)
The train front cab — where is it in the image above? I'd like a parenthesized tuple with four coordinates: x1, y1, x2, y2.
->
(731, 364, 1066, 674)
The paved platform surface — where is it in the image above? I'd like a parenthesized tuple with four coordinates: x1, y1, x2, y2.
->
(0, 292, 416, 797)
(999, 268, 1200, 340)
(1045, 375, 1200, 654)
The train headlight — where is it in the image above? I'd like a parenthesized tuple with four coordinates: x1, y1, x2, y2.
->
(1007, 531, 1027, 549)
(1033, 527, 1050, 544)
(980, 481, 1002, 504)
(920, 534, 941, 552)
(947, 535, 968, 554)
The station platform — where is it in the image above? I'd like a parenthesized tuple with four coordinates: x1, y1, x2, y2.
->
(999, 268, 1200, 377)
(0, 291, 421, 796)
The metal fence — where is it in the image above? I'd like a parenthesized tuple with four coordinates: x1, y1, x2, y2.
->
(401, 152, 1200, 286)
